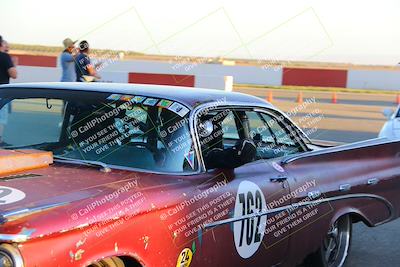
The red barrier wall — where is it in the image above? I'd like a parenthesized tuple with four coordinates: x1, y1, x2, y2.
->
(282, 68, 348, 88)
(12, 54, 57, 67)
(128, 73, 195, 87)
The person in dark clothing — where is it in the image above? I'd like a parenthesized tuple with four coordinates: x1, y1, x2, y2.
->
(0, 36, 17, 84)
(75, 40, 101, 82)
(1, 40, 9, 53)
(0, 35, 17, 146)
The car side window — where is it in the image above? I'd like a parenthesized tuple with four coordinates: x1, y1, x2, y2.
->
(199, 108, 304, 168)
(221, 111, 240, 147)
(247, 111, 303, 159)
(198, 109, 240, 155)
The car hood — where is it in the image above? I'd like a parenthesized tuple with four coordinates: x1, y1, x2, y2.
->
(0, 164, 135, 214)
(0, 162, 198, 241)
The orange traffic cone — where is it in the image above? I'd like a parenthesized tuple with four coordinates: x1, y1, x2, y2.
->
(266, 91, 273, 102)
(396, 94, 400, 105)
(296, 92, 303, 104)
(332, 92, 338, 104)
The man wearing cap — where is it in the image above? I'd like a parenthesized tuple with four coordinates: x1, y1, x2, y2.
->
(75, 40, 101, 82)
(60, 38, 77, 82)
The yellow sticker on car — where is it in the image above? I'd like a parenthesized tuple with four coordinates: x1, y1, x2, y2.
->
(176, 248, 193, 267)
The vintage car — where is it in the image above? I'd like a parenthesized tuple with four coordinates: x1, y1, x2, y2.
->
(0, 82, 398, 267)
(379, 105, 400, 139)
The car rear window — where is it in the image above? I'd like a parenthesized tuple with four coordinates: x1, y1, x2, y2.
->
(0, 89, 198, 173)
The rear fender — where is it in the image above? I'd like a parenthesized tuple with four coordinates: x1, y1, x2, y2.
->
(329, 207, 375, 228)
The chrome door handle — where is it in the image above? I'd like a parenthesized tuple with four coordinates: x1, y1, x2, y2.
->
(339, 184, 351, 191)
(308, 190, 321, 199)
(367, 178, 379, 185)
(270, 176, 288, 183)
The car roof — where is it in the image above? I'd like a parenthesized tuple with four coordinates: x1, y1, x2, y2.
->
(0, 82, 271, 109)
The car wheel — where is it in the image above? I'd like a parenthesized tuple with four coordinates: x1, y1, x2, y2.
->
(305, 215, 352, 267)
(88, 256, 126, 267)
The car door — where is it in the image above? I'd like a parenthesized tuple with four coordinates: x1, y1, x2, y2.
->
(193, 107, 306, 267)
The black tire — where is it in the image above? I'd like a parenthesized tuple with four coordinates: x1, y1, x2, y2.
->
(304, 215, 352, 267)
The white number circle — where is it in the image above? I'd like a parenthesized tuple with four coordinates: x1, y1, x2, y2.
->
(234, 181, 267, 259)
(0, 186, 26, 205)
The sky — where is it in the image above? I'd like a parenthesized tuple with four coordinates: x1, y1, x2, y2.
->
(1, 0, 400, 65)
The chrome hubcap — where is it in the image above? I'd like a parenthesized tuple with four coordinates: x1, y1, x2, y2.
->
(322, 217, 351, 267)
(324, 223, 339, 263)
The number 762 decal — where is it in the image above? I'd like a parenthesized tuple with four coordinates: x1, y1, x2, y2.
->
(233, 181, 267, 259)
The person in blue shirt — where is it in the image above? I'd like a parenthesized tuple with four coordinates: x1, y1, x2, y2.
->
(60, 38, 77, 82)
(75, 40, 101, 82)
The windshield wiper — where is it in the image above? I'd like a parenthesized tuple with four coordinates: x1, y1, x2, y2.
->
(53, 155, 112, 173)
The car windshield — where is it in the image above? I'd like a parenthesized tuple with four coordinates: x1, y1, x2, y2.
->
(0, 88, 197, 173)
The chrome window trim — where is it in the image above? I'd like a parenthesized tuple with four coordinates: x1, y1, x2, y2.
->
(0, 202, 70, 224)
(189, 101, 310, 172)
(205, 193, 395, 229)
(0, 234, 28, 243)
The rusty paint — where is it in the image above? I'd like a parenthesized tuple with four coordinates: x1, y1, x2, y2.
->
(69, 250, 74, 262)
(18, 227, 36, 237)
(141, 236, 150, 250)
(74, 249, 85, 261)
(76, 238, 86, 248)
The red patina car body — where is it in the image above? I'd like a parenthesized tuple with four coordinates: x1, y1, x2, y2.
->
(0, 83, 398, 267)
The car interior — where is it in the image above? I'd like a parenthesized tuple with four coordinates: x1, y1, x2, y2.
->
(198, 108, 304, 169)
